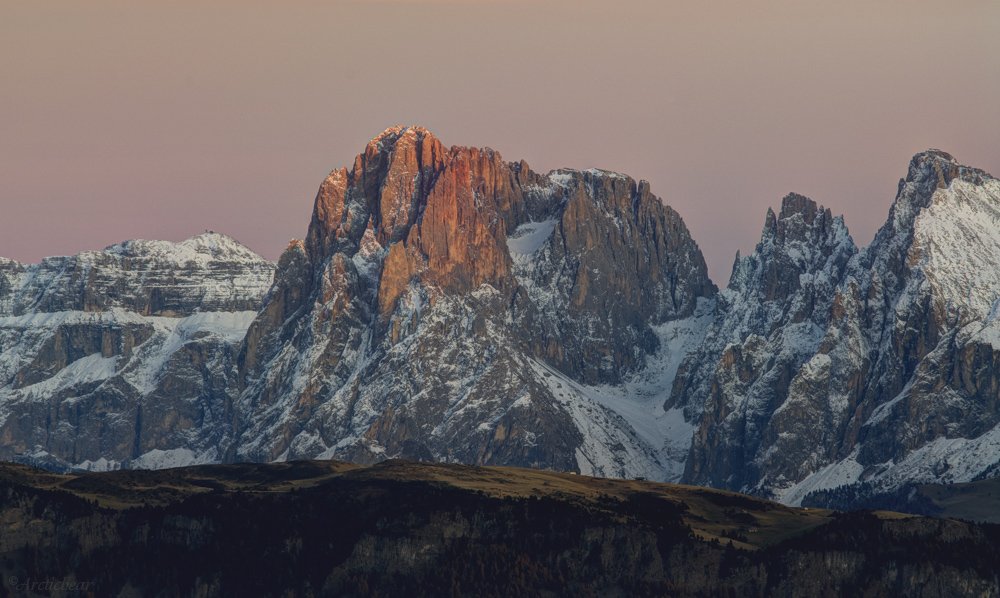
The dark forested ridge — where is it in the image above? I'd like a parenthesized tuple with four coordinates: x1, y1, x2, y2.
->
(803, 475, 1000, 525)
(0, 459, 996, 597)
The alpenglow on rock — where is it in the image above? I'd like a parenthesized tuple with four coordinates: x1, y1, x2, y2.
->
(0, 127, 716, 480)
(233, 126, 716, 479)
(3, 130, 998, 509)
(675, 150, 1000, 505)
(0, 234, 275, 471)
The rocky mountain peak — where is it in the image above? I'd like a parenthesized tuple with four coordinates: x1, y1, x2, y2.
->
(675, 189, 860, 493)
(306, 126, 446, 263)
(906, 149, 993, 190)
(678, 150, 1000, 505)
(729, 192, 854, 300)
(881, 150, 996, 244)
(770, 193, 839, 249)
(760, 191, 823, 239)
(860, 150, 1000, 320)
(232, 127, 717, 474)
(303, 125, 520, 318)
(778, 192, 822, 221)
(0, 234, 275, 318)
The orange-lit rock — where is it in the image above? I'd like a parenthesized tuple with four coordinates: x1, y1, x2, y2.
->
(237, 125, 717, 477)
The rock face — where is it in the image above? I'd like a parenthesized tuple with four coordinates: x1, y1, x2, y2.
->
(0, 128, 715, 480)
(233, 126, 716, 479)
(0, 234, 275, 471)
(676, 150, 1000, 504)
(671, 192, 857, 492)
(3, 130, 999, 510)
(0, 234, 269, 317)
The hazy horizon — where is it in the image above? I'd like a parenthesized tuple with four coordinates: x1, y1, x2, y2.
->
(2, 0, 997, 285)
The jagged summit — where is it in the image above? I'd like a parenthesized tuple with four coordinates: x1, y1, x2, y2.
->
(370, 124, 417, 147)
(294, 125, 713, 334)
(879, 150, 996, 240)
(235, 126, 715, 477)
(777, 192, 821, 220)
(906, 149, 994, 188)
(0, 233, 274, 317)
(3, 133, 999, 513)
(676, 149, 1000, 504)
(727, 192, 854, 295)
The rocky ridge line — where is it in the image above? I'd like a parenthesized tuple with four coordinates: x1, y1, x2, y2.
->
(676, 150, 1000, 504)
(0, 233, 275, 471)
(232, 125, 715, 479)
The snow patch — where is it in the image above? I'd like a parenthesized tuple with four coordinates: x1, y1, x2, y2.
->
(124, 311, 257, 394)
(874, 426, 1000, 488)
(546, 172, 574, 188)
(528, 298, 713, 482)
(130, 448, 203, 470)
(778, 450, 864, 506)
(75, 457, 120, 472)
(506, 219, 558, 255)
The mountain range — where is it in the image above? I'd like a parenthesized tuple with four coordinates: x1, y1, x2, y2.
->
(2, 126, 998, 509)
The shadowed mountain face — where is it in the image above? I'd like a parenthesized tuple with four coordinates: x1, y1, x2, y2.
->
(675, 151, 1000, 504)
(0, 459, 997, 598)
(1, 130, 999, 515)
(0, 234, 275, 472)
(234, 126, 715, 476)
(0, 127, 715, 480)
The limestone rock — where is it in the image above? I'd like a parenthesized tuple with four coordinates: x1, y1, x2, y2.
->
(0, 234, 275, 471)
(676, 151, 1000, 504)
(234, 126, 716, 478)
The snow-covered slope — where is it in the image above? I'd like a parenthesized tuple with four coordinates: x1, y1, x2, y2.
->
(0, 233, 272, 317)
(673, 193, 857, 493)
(0, 234, 274, 471)
(528, 297, 714, 481)
(4, 136, 998, 510)
(0, 130, 716, 480)
(232, 126, 716, 478)
(676, 151, 1000, 504)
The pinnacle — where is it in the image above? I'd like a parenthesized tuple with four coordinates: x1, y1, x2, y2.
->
(905, 149, 993, 190)
(367, 125, 438, 152)
(778, 193, 818, 221)
(909, 149, 957, 167)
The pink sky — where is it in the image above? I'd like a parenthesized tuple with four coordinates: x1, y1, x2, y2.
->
(2, 0, 997, 284)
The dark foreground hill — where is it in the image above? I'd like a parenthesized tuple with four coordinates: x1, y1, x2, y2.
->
(0, 459, 996, 597)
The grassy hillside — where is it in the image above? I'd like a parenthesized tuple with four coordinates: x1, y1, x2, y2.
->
(1, 458, 840, 550)
(0, 459, 996, 597)
(913, 477, 1000, 524)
